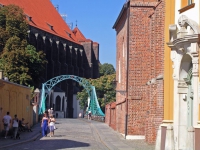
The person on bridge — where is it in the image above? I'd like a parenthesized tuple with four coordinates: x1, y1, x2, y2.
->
(50, 108, 54, 116)
(41, 113, 48, 137)
(88, 111, 92, 120)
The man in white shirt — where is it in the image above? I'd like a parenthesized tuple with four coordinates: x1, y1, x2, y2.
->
(2, 111, 12, 138)
(50, 108, 54, 116)
(88, 110, 92, 120)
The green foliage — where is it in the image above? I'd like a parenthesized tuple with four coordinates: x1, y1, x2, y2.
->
(0, 5, 47, 86)
(77, 74, 116, 112)
(99, 63, 115, 77)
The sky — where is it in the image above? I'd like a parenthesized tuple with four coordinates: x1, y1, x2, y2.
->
(51, 0, 126, 68)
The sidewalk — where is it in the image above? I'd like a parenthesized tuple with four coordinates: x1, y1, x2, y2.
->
(86, 119, 155, 150)
(0, 123, 41, 149)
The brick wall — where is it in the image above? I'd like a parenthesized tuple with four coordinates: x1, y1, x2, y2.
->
(145, 80, 164, 143)
(113, 0, 164, 144)
(105, 103, 111, 125)
(114, 3, 128, 135)
(105, 102, 116, 130)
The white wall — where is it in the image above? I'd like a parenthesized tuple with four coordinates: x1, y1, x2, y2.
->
(73, 94, 83, 118)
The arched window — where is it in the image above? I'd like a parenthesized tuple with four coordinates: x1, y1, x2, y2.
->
(62, 97, 64, 111)
(50, 93, 53, 108)
(55, 96, 61, 111)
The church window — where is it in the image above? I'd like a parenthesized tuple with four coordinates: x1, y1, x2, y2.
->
(55, 95, 61, 111)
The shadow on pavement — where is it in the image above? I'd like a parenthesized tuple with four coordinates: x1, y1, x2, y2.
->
(4, 139, 90, 150)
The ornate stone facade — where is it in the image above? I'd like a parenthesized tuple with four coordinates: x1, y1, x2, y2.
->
(159, 15, 200, 150)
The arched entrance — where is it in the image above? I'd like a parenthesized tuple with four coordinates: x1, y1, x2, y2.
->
(38, 75, 104, 117)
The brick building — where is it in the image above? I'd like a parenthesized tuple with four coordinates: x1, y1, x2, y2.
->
(0, 0, 99, 118)
(110, 0, 165, 143)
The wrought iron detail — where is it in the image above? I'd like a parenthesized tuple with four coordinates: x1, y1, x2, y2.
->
(38, 75, 105, 117)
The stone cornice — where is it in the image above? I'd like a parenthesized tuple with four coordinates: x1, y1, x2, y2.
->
(167, 34, 199, 50)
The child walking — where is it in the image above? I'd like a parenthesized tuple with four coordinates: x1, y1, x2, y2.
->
(48, 115, 55, 137)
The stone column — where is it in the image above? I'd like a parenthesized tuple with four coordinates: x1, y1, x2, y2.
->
(155, 120, 174, 150)
(186, 126, 194, 149)
(164, 121, 174, 150)
(191, 43, 199, 127)
(191, 43, 199, 149)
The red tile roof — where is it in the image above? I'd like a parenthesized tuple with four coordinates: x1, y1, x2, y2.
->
(72, 27, 99, 44)
(0, 0, 79, 44)
(72, 27, 87, 42)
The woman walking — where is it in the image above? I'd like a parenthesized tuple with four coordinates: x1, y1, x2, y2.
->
(12, 114, 19, 139)
(41, 113, 48, 137)
(48, 115, 56, 137)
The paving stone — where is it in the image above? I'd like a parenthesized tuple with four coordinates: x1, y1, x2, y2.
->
(1, 118, 155, 150)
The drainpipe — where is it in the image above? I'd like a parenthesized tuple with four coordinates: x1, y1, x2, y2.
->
(109, 103, 111, 126)
(125, 1, 130, 139)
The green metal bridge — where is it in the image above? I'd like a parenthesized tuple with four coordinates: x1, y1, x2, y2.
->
(38, 75, 105, 117)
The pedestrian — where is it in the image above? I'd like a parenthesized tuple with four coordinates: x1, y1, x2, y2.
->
(12, 114, 19, 139)
(41, 113, 48, 137)
(21, 118, 32, 132)
(50, 108, 56, 129)
(88, 110, 92, 120)
(50, 108, 54, 116)
(79, 113, 82, 118)
(48, 114, 56, 137)
(2, 111, 12, 138)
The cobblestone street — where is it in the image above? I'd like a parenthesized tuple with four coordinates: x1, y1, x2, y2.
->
(2, 119, 155, 150)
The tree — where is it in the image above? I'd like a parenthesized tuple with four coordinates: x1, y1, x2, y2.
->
(99, 63, 115, 77)
(0, 5, 47, 86)
(77, 74, 116, 112)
